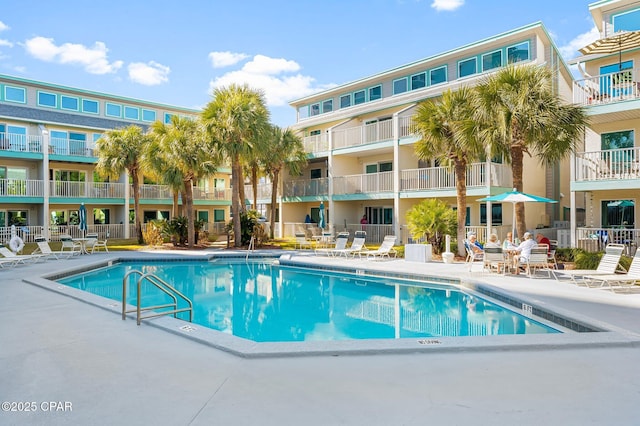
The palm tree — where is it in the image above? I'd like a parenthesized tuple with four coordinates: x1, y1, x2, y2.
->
(149, 116, 218, 248)
(201, 84, 271, 247)
(95, 125, 151, 244)
(413, 87, 483, 256)
(262, 126, 308, 239)
(475, 65, 588, 238)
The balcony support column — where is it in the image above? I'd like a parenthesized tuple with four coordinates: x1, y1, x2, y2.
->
(40, 125, 50, 240)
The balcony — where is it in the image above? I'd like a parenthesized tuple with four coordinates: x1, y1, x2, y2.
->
(401, 162, 512, 191)
(192, 187, 231, 200)
(283, 177, 329, 198)
(573, 70, 640, 106)
(303, 133, 329, 154)
(51, 181, 125, 198)
(50, 137, 95, 157)
(575, 147, 640, 181)
(135, 184, 172, 199)
(333, 171, 393, 195)
(0, 179, 44, 197)
(0, 133, 43, 154)
(244, 183, 273, 201)
(333, 120, 393, 149)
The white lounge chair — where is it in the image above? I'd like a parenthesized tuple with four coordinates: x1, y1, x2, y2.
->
(553, 243, 626, 284)
(315, 232, 349, 256)
(583, 249, 640, 291)
(363, 235, 397, 260)
(333, 231, 367, 258)
(32, 237, 75, 259)
(295, 232, 314, 249)
(0, 243, 45, 264)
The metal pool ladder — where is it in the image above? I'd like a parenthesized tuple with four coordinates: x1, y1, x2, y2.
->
(122, 270, 193, 325)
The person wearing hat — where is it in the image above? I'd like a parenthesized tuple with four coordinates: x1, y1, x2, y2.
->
(511, 232, 537, 273)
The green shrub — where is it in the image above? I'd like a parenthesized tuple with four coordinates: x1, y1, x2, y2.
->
(143, 219, 165, 247)
(574, 250, 603, 269)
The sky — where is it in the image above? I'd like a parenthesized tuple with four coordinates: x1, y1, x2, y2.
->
(0, 0, 601, 127)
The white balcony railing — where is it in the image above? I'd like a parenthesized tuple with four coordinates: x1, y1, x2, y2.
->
(575, 147, 640, 181)
(192, 187, 231, 200)
(135, 184, 173, 199)
(283, 177, 329, 197)
(49, 137, 95, 157)
(573, 70, 640, 106)
(51, 181, 125, 198)
(0, 179, 44, 197)
(0, 134, 43, 153)
(333, 120, 393, 149)
(398, 115, 417, 138)
(333, 171, 393, 195)
(303, 133, 329, 154)
(401, 162, 511, 191)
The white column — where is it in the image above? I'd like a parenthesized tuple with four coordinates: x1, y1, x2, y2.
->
(40, 125, 50, 239)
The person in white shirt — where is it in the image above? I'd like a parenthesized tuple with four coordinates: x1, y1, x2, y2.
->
(512, 232, 537, 272)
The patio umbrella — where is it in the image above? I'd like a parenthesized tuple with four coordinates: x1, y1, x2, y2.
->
(477, 189, 557, 239)
(607, 200, 634, 224)
(579, 30, 640, 71)
(79, 202, 88, 236)
(318, 201, 325, 230)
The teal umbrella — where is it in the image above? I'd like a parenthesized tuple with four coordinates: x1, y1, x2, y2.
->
(318, 202, 325, 229)
(478, 189, 557, 239)
(79, 203, 88, 236)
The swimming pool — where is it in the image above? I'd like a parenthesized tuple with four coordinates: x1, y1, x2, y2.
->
(56, 258, 559, 342)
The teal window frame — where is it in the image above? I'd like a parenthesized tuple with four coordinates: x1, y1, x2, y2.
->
(37, 91, 57, 108)
(214, 209, 225, 222)
(482, 50, 502, 72)
(429, 66, 447, 85)
(106, 103, 122, 118)
(458, 57, 477, 78)
(164, 113, 174, 124)
(612, 7, 640, 32)
(297, 105, 309, 119)
(322, 99, 332, 113)
(124, 106, 139, 120)
(411, 72, 426, 90)
(5, 86, 26, 103)
(82, 99, 99, 114)
(507, 41, 530, 64)
(340, 94, 351, 108)
(368, 85, 382, 101)
(310, 103, 320, 116)
(61, 95, 79, 111)
(393, 77, 408, 95)
(353, 90, 366, 105)
(480, 203, 503, 225)
(142, 109, 156, 122)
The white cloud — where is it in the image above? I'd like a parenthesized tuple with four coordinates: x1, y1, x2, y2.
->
(557, 26, 600, 59)
(431, 0, 464, 12)
(208, 54, 334, 107)
(0, 39, 13, 48)
(208, 51, 248, 68)
(0, 21, 9, 32)
(128, 61, 170, 85)
(23, 36, 123, 74)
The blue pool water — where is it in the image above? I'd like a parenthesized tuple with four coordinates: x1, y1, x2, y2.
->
(56, 260, 559, 342)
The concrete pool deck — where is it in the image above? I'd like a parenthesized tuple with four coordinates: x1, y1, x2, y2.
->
(1, 249, 639, 425)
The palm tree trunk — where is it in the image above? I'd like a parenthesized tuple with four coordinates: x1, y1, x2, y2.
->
(185, 179, 195, 248)
(172, 191, 179, 218)
(131, 170, 143, 244)
(269, 169, 279, 239)
(251, 166, 258, 210)
(231, 155, 242, 247)
(511, 145, 526, 239)
(454, 160, 468, 257)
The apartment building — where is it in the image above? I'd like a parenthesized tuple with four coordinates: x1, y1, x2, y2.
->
(570, 0, 640, 252)
(0, 74, 231, 242)
(284, 22, 574, 243)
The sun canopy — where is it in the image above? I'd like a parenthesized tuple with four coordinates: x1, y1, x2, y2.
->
(579, 31, 640, 70)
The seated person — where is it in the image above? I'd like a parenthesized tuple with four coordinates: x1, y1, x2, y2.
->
(467, 233, 484, 253)
(535, 233, 551, 253)
(485, 233, 501, 248)
(502, 232, 517, 251)
(512, 232, 537, 272)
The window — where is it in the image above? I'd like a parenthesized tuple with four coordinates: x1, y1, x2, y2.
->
(143, 210, 169, 223)
(482, 50, 502, 72)
(310, 168, 322, 179)
(411, 73, 426, 90)
(124, 106, 139, 120)
(379, 161, 393, 172)
(61, 95, 79, 111)
(93, 208, 110, 225)
(601, 130, 634, 150)
(369, 85, 382, 101)
(601, 199, 635, 228)
(69, 132, 87, 155)
(310, 103, 320, 117)
(340, 94, 351, 108)
(1, 167, 27, 196)
(54, 169, 86, 182)
(8, 210, 28, 226)
(322, 99, 333, 113)
(365, 164, 378, 174)
(429, 66, 447, 85)
(82, 99, 99, 114)
(480, 203, 503, 225)
(164, 113, 174, 124)
(4, 86, 26, 103)
(458, 58, 477, 78)
(6, 126, 26, 149)
(106, 103, 122, 117)
(364, 206, 393, 225)
(38, 91, 57, 108)
(309, 129, 321, 136)
(393, 78, 408, 95)
(507, 41, 530, 64)
(142, 109, 156, 122)
(353, 90, 366, 105)
(297, 105, 309, 119)
(197, 211, 209, 223)
(613, 7, 640, 32)
(214, 209, 225, 222)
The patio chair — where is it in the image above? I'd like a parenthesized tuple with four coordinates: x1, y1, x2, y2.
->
(295, 232, 314, 249)
(315, 232, 349, 256)
(547, 240, 558, 269)
(520, 244, 552, 278)
(333, 231, 367, 258)
(363, 235, 397, 260)
(553, 243, 626, 284)
(583, 248, 640, 291)
(0, 243, 46, 264)
(465, 240, 484, 271)
(483, 247, 506, 275)
(92, 233, 109, 253)
(60, 235, 82, 256)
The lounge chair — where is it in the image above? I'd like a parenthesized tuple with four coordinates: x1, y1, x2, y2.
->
(553, 243, 626, 284)
(32, 237, 75, 259)
(333, 231, 367, 258)
(363, 235, 397, 260)
(0, 243, 45, 264)
(295, 232, 314, 249)
(315, 232, 349, 256)
(583, 249, 640, 291)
